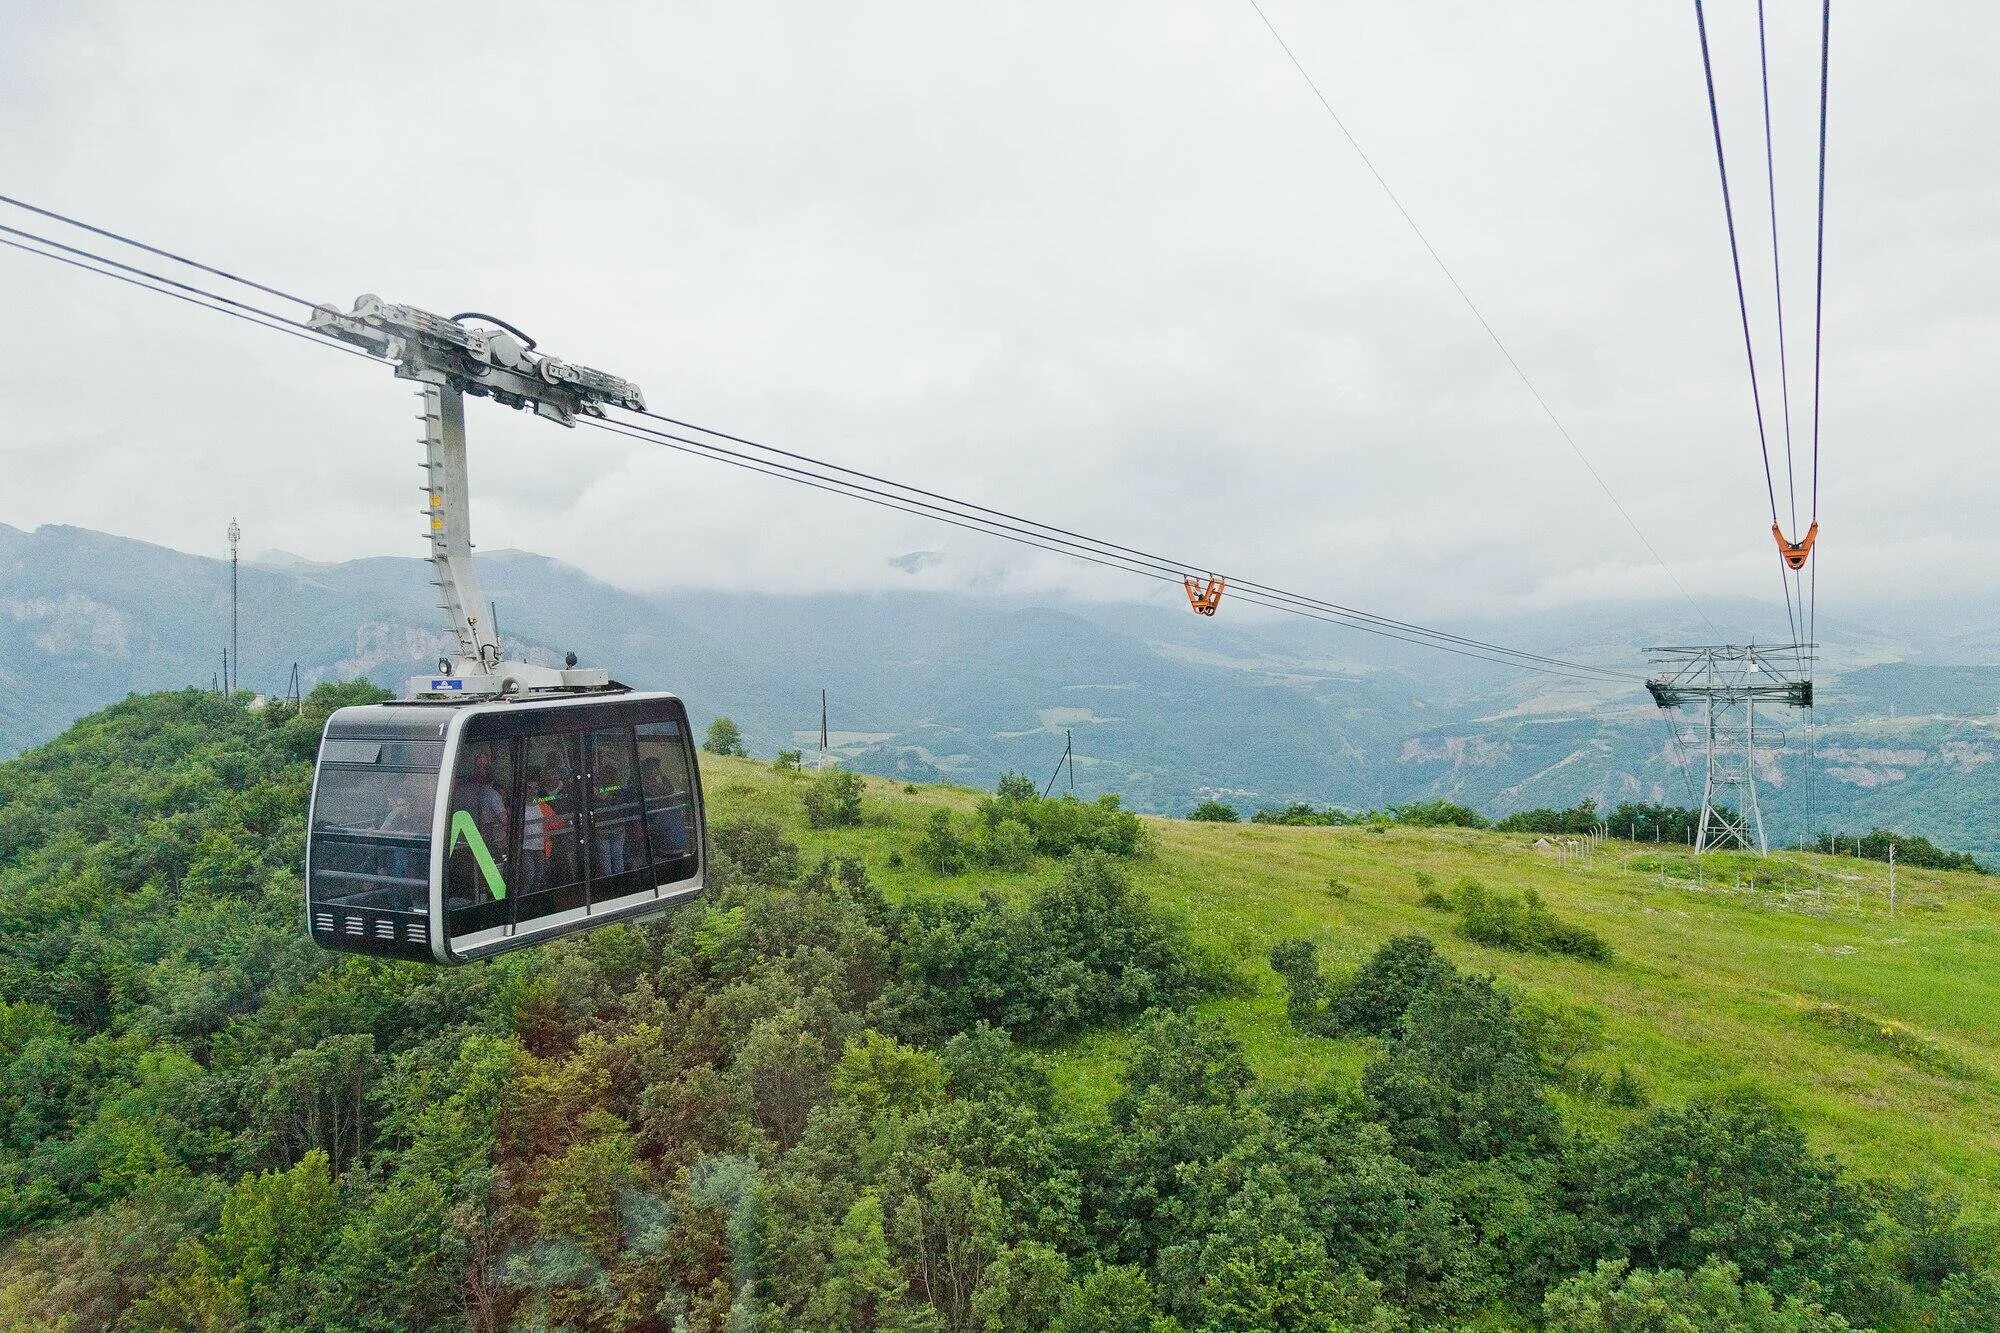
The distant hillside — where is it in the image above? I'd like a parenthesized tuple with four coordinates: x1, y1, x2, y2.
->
(4, 521, 2000, 854)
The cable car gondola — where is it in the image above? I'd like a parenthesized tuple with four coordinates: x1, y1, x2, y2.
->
(306, 690, 704, 962)
(301, 295, 707, 962)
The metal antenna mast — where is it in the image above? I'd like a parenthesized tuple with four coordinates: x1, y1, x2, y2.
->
(308, 295, 645, 698)
(1646, 644, 1813, 854)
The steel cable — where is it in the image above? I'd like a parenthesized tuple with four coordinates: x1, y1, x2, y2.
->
(0, 203, 1644, 684)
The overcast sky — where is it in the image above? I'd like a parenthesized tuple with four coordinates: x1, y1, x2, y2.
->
(1, 1, 1993, 635)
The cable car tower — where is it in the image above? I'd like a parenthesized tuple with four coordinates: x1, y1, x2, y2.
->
(308, 295, 646, 698)
(301, 296, 708, 965)
(1645, 644, 1812, 855)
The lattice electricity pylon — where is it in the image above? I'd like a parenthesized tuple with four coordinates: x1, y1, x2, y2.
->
(1645, 644, 1814, 855)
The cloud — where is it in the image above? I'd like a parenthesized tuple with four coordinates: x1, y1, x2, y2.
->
(0, 0, 1993, 637)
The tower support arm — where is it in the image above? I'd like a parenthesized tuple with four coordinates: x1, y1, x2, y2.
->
(423, 384, 496, 666)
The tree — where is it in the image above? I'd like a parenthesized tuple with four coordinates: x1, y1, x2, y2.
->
(1544, 1259, 1853, 1331)
(920, 810, 969, 875)
(804, 769, 866, 829)
(1386, 800, 1489, 829)
(1268, 940, 1339, 1037)
(1362, 971, 1556, 1164)
(831, 1031, 948, 1119)
(995, 772, 1039, 804)
(804, 1191, 927, 1330)
(972, 1241, 1071, 1332)
(130, 1150, 344, 1330)
(1186, 801, 1240, 823)
(1606, 802, 1703, 846)
(1059, 1265, 1179, 1332)
(1582, 1094, 1873, 1303)
(703, 716, 748, 756)
(892, 1169, 1005, 1330)
(1495, 800, 1599, 835)
(1330, 934, 1454, 1037)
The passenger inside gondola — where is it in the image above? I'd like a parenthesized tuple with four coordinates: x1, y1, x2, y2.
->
(640, 755, 691, 860)
(447, 741, 512, 923)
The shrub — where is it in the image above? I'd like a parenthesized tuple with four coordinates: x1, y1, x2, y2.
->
(887, 854, 1214, 1044)
(1605, 1065, 1648, 1109)
(1325, 878, 1351, 900)
(1801, 1003, 1974, 1079)
(702, 716, 748, 757)
(774, 749, 803, 771)
(803, 769, 865, 829)
(1454, 884, 1611, 963)
(1420, 889, 1453, 912)
(1187, 800, 1240, 823)
(981, 778, 1144, 858)
(976, 818, 1036, 873)
(1513, 995, 1606, 1085)
(713, 816, 802, 884)
(1269, 940, 1338, 1037)
(1251, 803, 1353, 826)
(1386, 800, 1490, 829)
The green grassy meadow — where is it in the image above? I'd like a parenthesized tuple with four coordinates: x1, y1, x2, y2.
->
(704, 754, 2000, 1213)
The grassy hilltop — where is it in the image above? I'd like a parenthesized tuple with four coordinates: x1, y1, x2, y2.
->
(708, 753, 2000, 1209)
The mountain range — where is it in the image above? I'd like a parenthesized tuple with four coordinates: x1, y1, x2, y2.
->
(2, 521, 1996, 857)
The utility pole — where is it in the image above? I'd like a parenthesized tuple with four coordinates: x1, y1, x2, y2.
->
(227, 518, 241, 696)
(819, 689, 829, 771)
(1042, 729, 1076, 799)
(1888, 841, 1897, 918)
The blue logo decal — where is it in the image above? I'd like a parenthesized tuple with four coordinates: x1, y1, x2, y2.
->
(431, 678, 464, 691)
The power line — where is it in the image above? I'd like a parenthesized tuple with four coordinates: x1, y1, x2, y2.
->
(599, 412, 1639, 680)
(0, 192, 316, 308)
(1806, 0, 1831, 654)
(629, 408, 1637, 681)
(1690, 0, 1778, 529)
(0, 233, 380, 362)
(584, 415, 1639, 683)
(0, 201, 1644, 684)
(1690, 0, 1804, 663)
(1754, 0, 1800, 537)
(1245, 0, 1719, 637)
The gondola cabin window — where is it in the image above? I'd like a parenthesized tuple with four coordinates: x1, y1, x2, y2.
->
(519, 731, 586, 925)
(636, 719, 697, 870)
(445, 737, 515, 940)
(307, 733, 448, 961)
